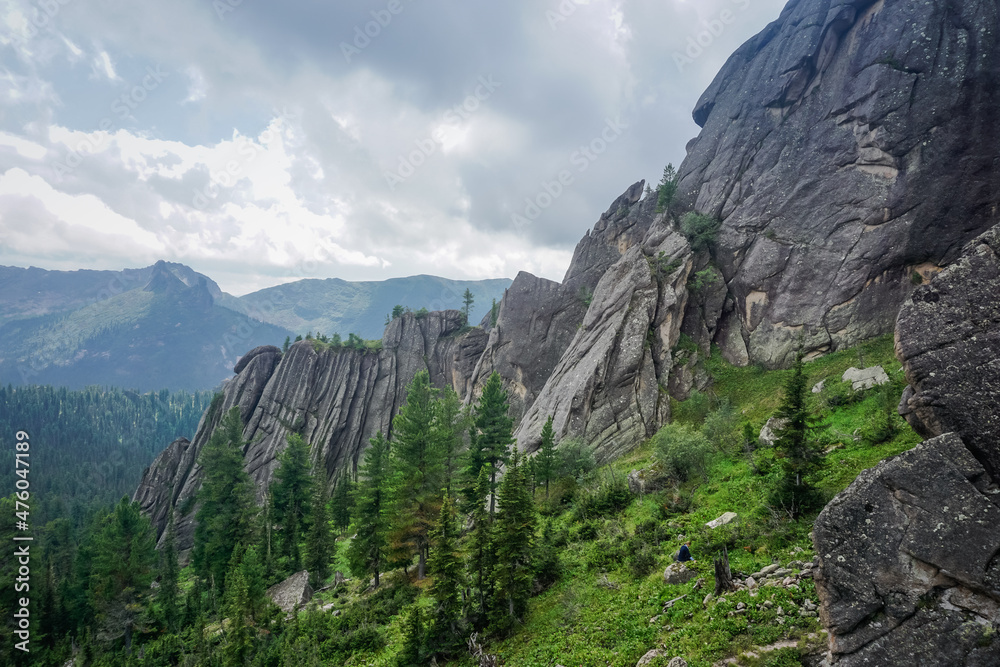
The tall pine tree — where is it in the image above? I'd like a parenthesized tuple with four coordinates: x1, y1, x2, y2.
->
(535, 415, 557, 498)
(329, 470, 354, 536)
(305, 478, 334, 588)
(159, 505, 180, 632)
(427, 493, 464, 656)
(466, 467, 495, 627)
(90, 496, 157, 654)
(490, 451, 537, 635)
(348, 432, 391, 588)
(193, 407, 256, 596)
(471, 372, 514, 516)
(271, 433, 314, 572)
(390, 370, 444, 578)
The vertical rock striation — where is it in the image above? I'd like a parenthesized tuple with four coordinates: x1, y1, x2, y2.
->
(676, 0, 1000, 368)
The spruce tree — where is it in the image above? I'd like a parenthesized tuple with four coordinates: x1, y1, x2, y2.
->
(91, 496, 157, 654)
(472, 372, 514, 515)
(390, 370, 444, 578)
(769, 352, 825, 517)
(223, 552, 252, 667)
(427, 493, 464, 656)
(193, 407, 256, 596)
(396, 605, 425, 667)
(272, 433, 313, 571)
(466, 467, 494, 626)
(348, 432, 391, 588)
(305, 479, 334, 588)
(461, 288, 475, 325)
(435, 386, 467, 497)
(535, 415, 557, 498)
(490, 451, 536, 635)
(159, 505, 180, 632)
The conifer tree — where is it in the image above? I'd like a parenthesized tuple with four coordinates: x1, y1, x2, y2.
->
(91, 496, 157, 654)
(390, 370, 444, 578)
(466, 468, 494, 625)
(461, 288, 475, 325)
(435, 386, 467, 497)
(396, 605, 425, 667)
(769, 352, 825, 517)
(272, 433, 313, 571)
(471, 372, 514, 515)
(348, 432, 391, 588)
(159, 505, 180, 632)
(490, 450, 536, 635)
(193, 408, 256, 596)
(329, 470, 354, 536)
(427, 493, 464, 655)
(223, 552, 252, 667)
(305, 479, 334, 588)
(535, 415, 557, 498)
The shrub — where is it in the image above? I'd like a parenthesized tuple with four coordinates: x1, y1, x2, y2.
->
(556, 438, 596, 480)
(702, 399, 741, 453)
(652, 422, 713, 482)
(680, 212, 722, 252)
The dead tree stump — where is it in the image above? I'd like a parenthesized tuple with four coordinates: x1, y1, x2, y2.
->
(713, 545, 736, 596)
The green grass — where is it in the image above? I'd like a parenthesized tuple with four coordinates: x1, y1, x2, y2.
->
(294, 334, 921, 667)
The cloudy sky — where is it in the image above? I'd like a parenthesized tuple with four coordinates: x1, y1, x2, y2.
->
(0, 0, 787, 295)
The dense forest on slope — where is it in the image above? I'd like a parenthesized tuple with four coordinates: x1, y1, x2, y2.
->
(0, 336, 919, 667)
(0, 385, 212, 525)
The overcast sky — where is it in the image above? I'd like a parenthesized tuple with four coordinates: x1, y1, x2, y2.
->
(0, 0, 787, 295)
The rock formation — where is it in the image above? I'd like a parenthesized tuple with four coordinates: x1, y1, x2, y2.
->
(813, 223, 1000, 665)
(676, 0, 1000, 368)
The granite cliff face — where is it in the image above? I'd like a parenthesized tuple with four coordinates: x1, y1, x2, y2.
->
(812, 224, 1000, 665)
(676, 0, 1000, 368)
(136, 180, 697, 544)
(135, 311, 487, 549)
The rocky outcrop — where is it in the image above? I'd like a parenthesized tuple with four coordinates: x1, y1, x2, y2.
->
(896, 225, 1000, 478)
(466, 272, 587, 423)
(134, 310, 486, 550)
(813, 434, 1000, 665)
(515, 216, 692, 462)
(813, 225, 1000, 665)
(676, 0, 1000, 368)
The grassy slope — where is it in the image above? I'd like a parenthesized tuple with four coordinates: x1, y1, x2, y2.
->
(296, 335, 923, 667)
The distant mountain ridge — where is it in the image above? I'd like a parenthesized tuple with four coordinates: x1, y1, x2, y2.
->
(0, 262, 512, 391)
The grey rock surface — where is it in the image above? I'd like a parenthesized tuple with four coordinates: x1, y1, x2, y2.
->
(134, 310, 484, 551)
(675, 0, 1000, 368)
(267, 570, 313, 613)
(896, 225, 1000, 478)
(515, 211, 692, 462)
(467, 271, 587, 424)
(841, 366, 889, 392)
(663, 563, 698, 586)
(812, 433, 1000, 665)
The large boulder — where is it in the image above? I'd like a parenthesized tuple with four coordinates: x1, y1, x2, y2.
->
(812, 434, 1000, 665)
(267, 570, 313, 613)
(676, 0, 1000, 368)
(896, 225, 1000, 478)
(663, 563, 697, 585)
(813, 222, 1000, 665)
